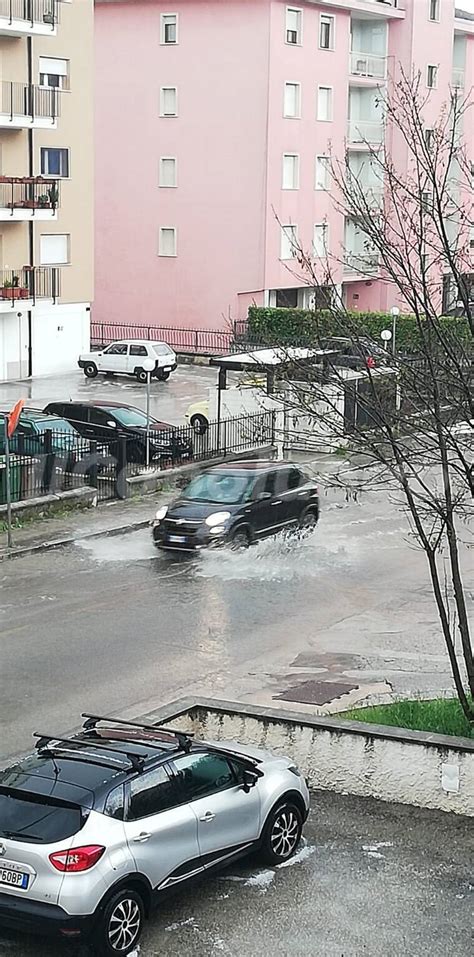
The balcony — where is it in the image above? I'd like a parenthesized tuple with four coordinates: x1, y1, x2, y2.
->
(0, 266, 60, 312)
(0, 0, 59, 38)
(343, 252, 379, 275)
(347, 119, 384, 147)
(0, 176, 59, 221)
(0, 81, 60, 130)
(349, 51, 387, 81)
(452, 68, 465, 90)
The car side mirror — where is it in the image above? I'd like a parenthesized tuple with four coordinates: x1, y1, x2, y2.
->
(257, 491, 272, 501)
(106, 420, 117, 428)
(242, 769, 259, 792)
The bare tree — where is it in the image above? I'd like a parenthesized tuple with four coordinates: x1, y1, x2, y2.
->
(265, 72, 474, 722)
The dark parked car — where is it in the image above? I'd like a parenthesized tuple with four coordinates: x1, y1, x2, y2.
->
(322, 336, 390, 370)
(44, 401, 193, 465)
(0, 408, 84, 459)
(152, 460, 319, 550)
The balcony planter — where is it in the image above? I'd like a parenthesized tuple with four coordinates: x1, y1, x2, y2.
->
(1, 287, 29, 300)
(23, 199, 39, 209)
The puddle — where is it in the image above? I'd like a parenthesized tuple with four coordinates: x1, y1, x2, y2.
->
(76, 529, 162, 564)
(197, 533, 354, 583)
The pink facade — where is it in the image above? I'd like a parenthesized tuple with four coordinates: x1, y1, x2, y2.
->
(94, 0, 474, 331)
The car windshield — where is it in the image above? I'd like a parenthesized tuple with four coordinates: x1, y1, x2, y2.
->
(152, 343, 174, 356)
(183, 471, 253, 504)
(102, 407, 150, 428)
(36, 418, 77, 434)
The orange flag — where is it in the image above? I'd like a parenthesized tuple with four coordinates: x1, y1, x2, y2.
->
(7, 398, 25, 438)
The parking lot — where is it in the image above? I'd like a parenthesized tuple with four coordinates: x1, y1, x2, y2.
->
(0, 364, 221, 427)
(1, 792, 472, 957)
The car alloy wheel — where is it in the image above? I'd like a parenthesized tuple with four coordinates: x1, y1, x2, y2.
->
(108, 897, 141, 952)
(270, 807, 300, 858)
(230, 528, 250, 550)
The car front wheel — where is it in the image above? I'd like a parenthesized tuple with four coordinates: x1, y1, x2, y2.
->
(92, 888, 144, 956)
(229, 527, 250, 550)
(260, 801, 303, 865)
(84, 362, 98, 378)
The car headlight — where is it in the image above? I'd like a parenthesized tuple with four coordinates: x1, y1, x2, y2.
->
(155, 506, 168, 521)
(205, 512, 231, 527)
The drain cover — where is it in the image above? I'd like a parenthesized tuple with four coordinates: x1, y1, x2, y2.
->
(274, 679, 358, 706)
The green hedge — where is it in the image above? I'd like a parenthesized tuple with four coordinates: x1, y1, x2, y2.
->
(246, 307, 472, 351)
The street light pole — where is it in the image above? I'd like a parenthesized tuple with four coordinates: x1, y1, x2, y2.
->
(1, 413, 13, 550)
(390, 306, 400, 358)
(142, 358, 155, 468)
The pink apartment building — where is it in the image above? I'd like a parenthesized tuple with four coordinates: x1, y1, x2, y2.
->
(94, 0, 474, 333)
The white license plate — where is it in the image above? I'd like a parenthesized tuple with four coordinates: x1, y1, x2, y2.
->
(168, 534, 186, 544)
(163, 367, 172, 372)
(0, 868, 29, 889)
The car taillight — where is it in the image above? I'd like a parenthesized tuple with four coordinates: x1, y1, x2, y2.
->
(49, 845, 105, 873)
(367, 356, 376, 369)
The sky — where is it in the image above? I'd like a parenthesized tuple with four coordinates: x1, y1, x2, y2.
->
(460, 0, 474, 11)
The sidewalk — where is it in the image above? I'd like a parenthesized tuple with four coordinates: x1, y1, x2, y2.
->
(0, 492, 170, 559)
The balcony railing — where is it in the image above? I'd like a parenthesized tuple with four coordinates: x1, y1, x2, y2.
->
(347, 119, 384, 145)
(350, 51, 387, 79)
(0, 176, 59, 214)
(0, 0, 59, 28)
(452, 68, 465, 90)
(0, 266, 60, 305)
(0, 80, 60, 122)
(343, 252, 379, 275)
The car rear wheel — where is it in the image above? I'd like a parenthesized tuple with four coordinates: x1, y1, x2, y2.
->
(190, 413, 209, 435)
(260, 801, 302, 865)
(300, 509, 318, 530)
(156, 369, 170, 381)
(84, 362, 98, 379)
(230, 527, 250, 550)
(92, 888, 144, 956)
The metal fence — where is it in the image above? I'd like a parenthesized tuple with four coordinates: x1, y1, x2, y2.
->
(0, 176, 59, 214)
(0, 80, 60, 121)
(0, 266, 60, 305)
(0, 412, 276, 507)
(90, 322, 248, 356)
(0, 0, 59, 26)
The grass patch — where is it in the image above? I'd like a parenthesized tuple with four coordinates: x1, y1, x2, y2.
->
(342, 697, 474, 739)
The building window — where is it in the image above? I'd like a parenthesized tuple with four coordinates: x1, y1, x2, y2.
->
(280, 225, 298, 260)
(159, 227, 177, 257)
(315, 156, 330, 190)
(39, 56, 69, 90)
(286, 7, 302, 45)
(40, 233, 69, 265)
(424, 128, 435, 150)
(319, 14, 334, 51)
(282, 154, 299, 189)
(161, 13, 178, 44)
(317, 85, 333, 121)
(160, 86, 178, 116)
(313, 223, 328, 258)
(429, 0, 440, 21)
(40, 148, 69, 177)
(159, 157, 177, 187)
(284, 82, 301, 118)
(427, 65, 438, 89)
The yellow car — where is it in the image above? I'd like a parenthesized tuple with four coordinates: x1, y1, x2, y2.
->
(185, 399, 209, 434)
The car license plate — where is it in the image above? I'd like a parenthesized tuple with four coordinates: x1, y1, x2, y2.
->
(163, 367, 172, 372)
(0, 868, 29, 889)
(168, 534, 186, 544)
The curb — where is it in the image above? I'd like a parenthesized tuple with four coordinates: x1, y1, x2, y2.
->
(0, 518, 151, 561)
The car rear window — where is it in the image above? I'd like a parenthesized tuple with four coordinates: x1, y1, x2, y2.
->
(152, 343, 174, 356)
(0, 790, 84, 844)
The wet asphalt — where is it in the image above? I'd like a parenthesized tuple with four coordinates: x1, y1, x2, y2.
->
(1, 792, 472, 957)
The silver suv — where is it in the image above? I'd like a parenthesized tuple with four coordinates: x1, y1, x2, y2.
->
(0, 714, 310, 955)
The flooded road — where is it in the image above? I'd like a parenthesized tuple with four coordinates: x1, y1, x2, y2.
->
(0, 482, 459, 758)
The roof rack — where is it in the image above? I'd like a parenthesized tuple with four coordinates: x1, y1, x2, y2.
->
(34, 733, 145, 773)
(81, 713, 193, 753)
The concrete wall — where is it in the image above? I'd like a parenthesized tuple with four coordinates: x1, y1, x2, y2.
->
(143, 697, 474, 817)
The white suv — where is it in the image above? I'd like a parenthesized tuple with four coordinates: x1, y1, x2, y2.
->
(78, 340, 177, 383)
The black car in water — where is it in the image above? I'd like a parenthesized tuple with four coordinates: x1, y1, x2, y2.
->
(152, 460, 319, 550)
(44, 401, 193, 465)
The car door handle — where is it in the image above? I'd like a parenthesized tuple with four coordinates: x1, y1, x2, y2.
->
(271, 500, 282, 506)
(199, 811, 216, 823)
(132, 832, 152, 843)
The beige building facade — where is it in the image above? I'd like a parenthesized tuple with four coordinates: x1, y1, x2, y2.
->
(0, 0, 93, 380)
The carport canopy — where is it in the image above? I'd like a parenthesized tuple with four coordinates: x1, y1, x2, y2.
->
(210, 346, 337, 395)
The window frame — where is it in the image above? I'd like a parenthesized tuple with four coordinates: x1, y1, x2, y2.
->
(426, 64, 438, 89)
(319, 13, 335, 51)
(317, 85, 333, 122)
(38, 56, 69, 91)
(159, 156, 177, 188)
(39, 233, 70, 266)
(313, 222, 329, 259)
(125, 763, 181, 822)
(283, 81, 301, 119)
(158, 226, 177, 257)
(285, 5, 303, 45)
(170, 752, 239, 804)
(159, 86, 178, 117)
(280, 224, 298, 261)
(428, 0, 440, 22)
(282, 152, 299, 190)
(160, 12, 178, 45)
(40, 147, 69, 178)
(315, 154, 330, 190)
